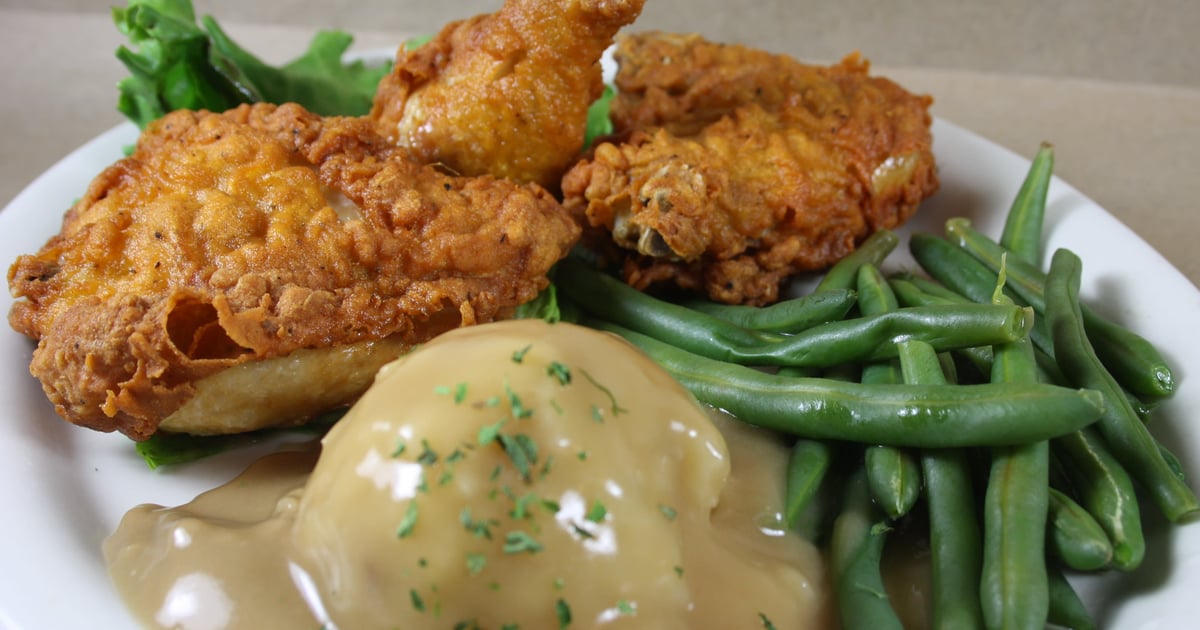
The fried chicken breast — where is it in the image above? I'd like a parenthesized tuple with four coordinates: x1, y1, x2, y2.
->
(370, 0, 645, 189)
(7, 103, 579, 440)
(562, 32, 938, 305)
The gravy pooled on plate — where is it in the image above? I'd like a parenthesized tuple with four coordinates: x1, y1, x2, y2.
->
(105, 320, 830, 629)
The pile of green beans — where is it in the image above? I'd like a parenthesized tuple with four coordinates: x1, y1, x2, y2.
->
(555, 143, 1195, 629)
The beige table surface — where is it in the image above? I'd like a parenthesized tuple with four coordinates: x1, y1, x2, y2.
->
(2, 0, 1197, 287)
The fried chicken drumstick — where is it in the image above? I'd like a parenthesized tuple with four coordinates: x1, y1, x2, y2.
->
(562, 32, 939, 305)
(7, 103, 579, 440)
(370, 0, 645, 188)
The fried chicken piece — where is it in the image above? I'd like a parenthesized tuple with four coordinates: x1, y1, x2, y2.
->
(562, 32, 938, 305)
(370, 0, 645, 189)
(8, 103, 579, 440)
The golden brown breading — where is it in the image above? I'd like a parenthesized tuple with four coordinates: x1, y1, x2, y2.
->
(7, 103, 579, 440)
(562, 32, 938, 305)
(370, 0, 645, 189)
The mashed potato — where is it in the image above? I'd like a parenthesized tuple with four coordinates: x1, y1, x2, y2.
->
(105, 320, 830, 629)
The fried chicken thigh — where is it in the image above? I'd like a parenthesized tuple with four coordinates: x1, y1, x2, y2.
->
(562, 32, 938, 305)
(370, 0, 645, 189)
(8, 103, 579, 440)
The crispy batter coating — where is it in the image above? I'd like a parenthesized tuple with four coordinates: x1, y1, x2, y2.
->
(8, 103, 579, 439)
(370, 0, 645, 189)
(562, 32, 939, 305)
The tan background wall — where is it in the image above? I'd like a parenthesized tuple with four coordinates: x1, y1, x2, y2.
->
(11, 0, 1198, 87)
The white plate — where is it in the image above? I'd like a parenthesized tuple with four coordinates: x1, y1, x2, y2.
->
(1, 113, 1199, 628)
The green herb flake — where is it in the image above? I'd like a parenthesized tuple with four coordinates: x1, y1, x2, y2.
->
(577, 450, 588, 461)
(478, 419, 506, 446)
(499, 433, 539, 481)
(674, 565, 684, 578)
(390, 438, 407, 458)
(410, 588, 426, 612)
(550, 399, 565, 416)
(581, 369, 628, 416)
(505, 383, 534, 419)
(460, 507, 498, 540)
(541, 498, 561, 513)
(416, 439, 439, 466)
(759, 612, 778, 630)
(586, 500, 608, 523)
(510, 492, 541, 520)
(466, 552, 487, 576)
(556, 598, 572, 629)
(658, 504, 678, 521)
(546, 361, 572, 385)
(500, 624, 517, 630)
(433, 385, 452, 396)
(538, 455, 555, 480)
(503, 530, 544, 554)
(554, 577, 566, 590)
(454, 382, 469, 404)
(396, 501, 420, 538)
(617, 600, 636, 616)
(512, 344, 532, 364)
(590, 405, 604, 423)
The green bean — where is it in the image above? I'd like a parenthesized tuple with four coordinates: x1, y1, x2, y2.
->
(1046, 487, 1113, 571)
(784, 439, 836, 530)
(946, 217, 1175, 401)
(999, 143, 1055, 266)
(1046, 565, 1097, 630)
(587, 319, 1105, 447)
(858, 264, 921, 519)
(682, 289, 858, 333)
(830, 466, 905, 630)
(981, 310, 1049, 630)
(563, 258, 1035, 369)
(908, 232, 1055, 356)
(816, 228, 900, 292)
(1052, 427, 1145, 570)
(1046, 248, 1198, 523)
(898, 339, 984, 630)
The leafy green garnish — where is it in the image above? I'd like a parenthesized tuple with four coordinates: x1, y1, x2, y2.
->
(112, 0, 391, 128)
(583, 85, 615, 148)
(134, 406, 345, 469)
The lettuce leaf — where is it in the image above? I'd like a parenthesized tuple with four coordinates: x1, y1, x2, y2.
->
(112, 0, 391, 128)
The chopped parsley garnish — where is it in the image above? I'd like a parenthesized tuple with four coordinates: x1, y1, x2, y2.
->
(460, 508, 498, 540)
(478, 419, 506, 446)
(658, 504, 678, 521)
(503, 530, 544, 554)
(556, 598, 572, 629)
(410, 588, 426, 612)
(505, 383, 534, 419)
(590, 404, 605, 423)
(396, 501, 420, 538)
(759, 612, 778, 630)
(390, 438, 407, 458)
(416, 439, 439, 466)
(674, 565, 685, 578)
(510, 492, 540, 520)
(512, 344, 532, 363)
(586, 500, 608, 523)
(617, 600, 636, 616)
(546, 361, 572, 385)
(580, 369, 628, 416)
(499, 433, 539, 481)
(454, 382, 469, 404)
(466, 552, 487, 576)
